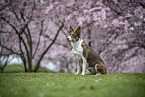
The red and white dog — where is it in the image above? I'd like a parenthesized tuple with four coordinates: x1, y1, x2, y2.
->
(67, 26, 107, 75)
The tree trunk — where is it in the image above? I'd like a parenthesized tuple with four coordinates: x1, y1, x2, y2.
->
(24, 63, 27, 72)
(0, 64, 7, 73)
(0, 68, 4, 73)
(21, 56, 27, 72)
(88, 29, 91, 47)
(28, 60, 32, 72)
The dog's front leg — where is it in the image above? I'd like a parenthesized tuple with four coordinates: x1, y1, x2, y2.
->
(81, 56, 87, 75)
(75, 56, 80, 75)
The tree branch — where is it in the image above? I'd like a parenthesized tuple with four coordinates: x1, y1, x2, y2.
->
(43, 34, 69, 48)
(1, 17, 19, 33)
(11, 8, 20, 21)
(0, 2, 11, 11)
(51, 18, 71, 48)
(33, 20, 44, 58)
(0, 31, 12, 33)
(0, 45, 21, 55)
(33, 21, 64, 72)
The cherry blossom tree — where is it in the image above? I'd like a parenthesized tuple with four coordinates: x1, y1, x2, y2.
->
(46, 0, 145, 73)
(102, 0, 145, 72)
(0, 0, 64, 72)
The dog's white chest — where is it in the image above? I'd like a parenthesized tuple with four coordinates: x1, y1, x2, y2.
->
(71, 39, 83, 56)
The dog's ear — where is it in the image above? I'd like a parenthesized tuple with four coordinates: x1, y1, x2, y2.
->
(76, 26, 81, 36)
(70, 25, 74, 35)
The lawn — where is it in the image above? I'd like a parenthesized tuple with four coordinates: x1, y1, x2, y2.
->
(0, 73, 145, 97)
(3, 64, 53, 73)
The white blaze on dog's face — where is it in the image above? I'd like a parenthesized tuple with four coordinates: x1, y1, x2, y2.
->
(67, 26, 81, 42)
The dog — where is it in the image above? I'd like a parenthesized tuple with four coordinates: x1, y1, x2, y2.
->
(67, 26, 107, 76)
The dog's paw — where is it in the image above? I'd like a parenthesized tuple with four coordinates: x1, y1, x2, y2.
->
(75, 72, 79, 75)
(81, 72, 85, 75)
(94, 73, 101, 77)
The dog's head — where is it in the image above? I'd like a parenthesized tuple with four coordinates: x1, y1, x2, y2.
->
(67, 26, 81, 42)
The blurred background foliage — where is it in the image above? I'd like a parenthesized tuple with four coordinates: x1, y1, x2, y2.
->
(0, 0, 145, 73)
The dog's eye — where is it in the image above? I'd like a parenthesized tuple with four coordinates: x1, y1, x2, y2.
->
(72, 38, 76, 41)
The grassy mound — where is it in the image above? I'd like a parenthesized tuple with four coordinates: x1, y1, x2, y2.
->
(3, 64, 53, 73)
(0, 73, 145, 97)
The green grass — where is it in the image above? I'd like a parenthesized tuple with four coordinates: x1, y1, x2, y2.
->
(3, 65, 25, 73)
(0, 73, 145, 97)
